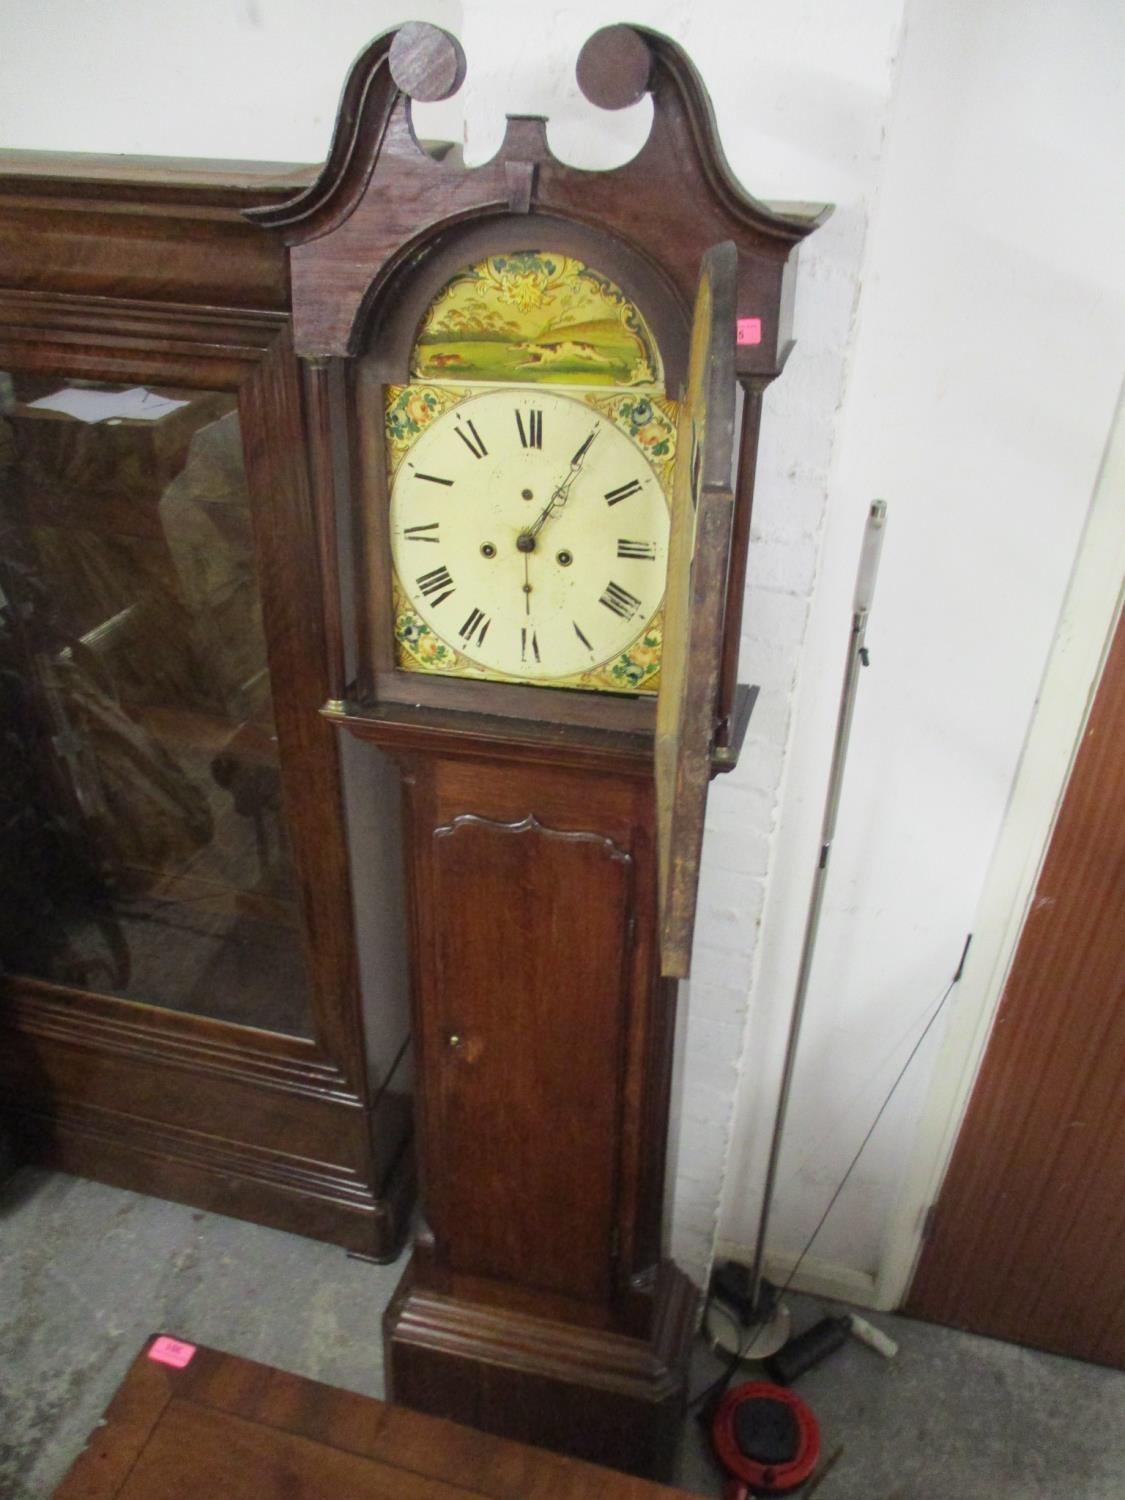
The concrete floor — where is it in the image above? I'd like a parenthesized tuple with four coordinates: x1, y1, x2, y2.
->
(2, 1169, 1123, 1499)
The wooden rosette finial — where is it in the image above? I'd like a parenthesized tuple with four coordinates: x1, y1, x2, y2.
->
(576, 24, 653, 110)
(389, 21, 466, 101)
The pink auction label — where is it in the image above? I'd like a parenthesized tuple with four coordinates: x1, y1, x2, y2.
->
(148, 1336, 197, 1369)
(736, 317, 762, 346)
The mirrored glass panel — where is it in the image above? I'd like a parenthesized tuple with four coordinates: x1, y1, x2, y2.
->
(0, 374, 314, 1037)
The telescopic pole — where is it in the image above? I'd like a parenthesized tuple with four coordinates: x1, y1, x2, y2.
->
(748, 499, 888, 1310)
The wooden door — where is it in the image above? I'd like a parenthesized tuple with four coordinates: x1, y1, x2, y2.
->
(426, 810, 633, 1302)
(907, 605, 1125, 1366)
(656, 240, 739, 979)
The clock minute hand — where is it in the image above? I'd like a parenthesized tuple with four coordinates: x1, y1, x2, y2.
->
(569, 428, 598, 469)
(527, 428, 599, 539)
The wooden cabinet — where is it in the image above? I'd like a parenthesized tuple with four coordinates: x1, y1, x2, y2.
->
(50, 1336, 701, 1500)
(0, 161, 411, 1259)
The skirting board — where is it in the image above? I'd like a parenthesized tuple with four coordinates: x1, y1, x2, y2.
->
(715, 1240, 882, 1310)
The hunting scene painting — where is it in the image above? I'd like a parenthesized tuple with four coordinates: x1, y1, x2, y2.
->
(410, 252, 664, 390)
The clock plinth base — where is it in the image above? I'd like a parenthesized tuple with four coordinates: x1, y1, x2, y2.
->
(383, 1256, 698, 1481)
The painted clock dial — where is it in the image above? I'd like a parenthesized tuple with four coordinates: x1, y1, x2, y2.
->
(389, 388, 669, 686)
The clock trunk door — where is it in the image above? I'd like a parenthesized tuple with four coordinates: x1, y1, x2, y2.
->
(656, 242, 740, 978)
(422, 809, 633, 1303)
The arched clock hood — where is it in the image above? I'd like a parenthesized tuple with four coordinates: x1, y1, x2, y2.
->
(246, 21, 828, 374)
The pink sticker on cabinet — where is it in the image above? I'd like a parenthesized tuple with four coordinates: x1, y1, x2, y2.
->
(148, 1336, 197, 1369)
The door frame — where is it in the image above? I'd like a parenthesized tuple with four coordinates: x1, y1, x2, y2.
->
(876, 379, 1125, 1310)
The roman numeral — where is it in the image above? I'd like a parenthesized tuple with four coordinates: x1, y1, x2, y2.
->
(605, 479, 643, 506)
(617, 539, 657, 560)
(516, 409, 543, 449)
(599, 581, 642, 620)
(413, 471, 454, 486)
(573, 621, 594, 653)
(458, 607, 491, 647)
(521, 627, 540, 664)
(454, 415, 488, 459)
(404, 523, 440, 542)
(416, 564, 455, 607)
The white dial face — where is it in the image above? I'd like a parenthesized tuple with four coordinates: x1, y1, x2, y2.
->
(390, 389, 669, 684)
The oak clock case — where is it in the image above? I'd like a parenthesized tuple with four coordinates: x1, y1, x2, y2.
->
(250, 18, 826, 1483)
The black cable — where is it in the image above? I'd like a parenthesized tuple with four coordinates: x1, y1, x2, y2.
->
(689, 936, 970, 1415)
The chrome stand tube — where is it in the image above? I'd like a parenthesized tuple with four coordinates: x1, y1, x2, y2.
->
(748, 499, 887, 1307)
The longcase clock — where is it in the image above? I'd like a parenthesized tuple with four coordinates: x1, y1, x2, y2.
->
(250, 20, 827, 1478)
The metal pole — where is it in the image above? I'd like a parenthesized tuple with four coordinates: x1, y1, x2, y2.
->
(748, 499, 887, 1308)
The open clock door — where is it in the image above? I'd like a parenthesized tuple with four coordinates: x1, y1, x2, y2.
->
(656, 241, 740, 978)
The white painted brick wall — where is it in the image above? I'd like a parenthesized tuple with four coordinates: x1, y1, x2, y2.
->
(660, 6, 909, 1287)
(717, 0, 1125, 1293)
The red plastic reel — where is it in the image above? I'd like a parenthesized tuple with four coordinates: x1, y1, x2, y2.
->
(711, 1380, 820, 1495)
